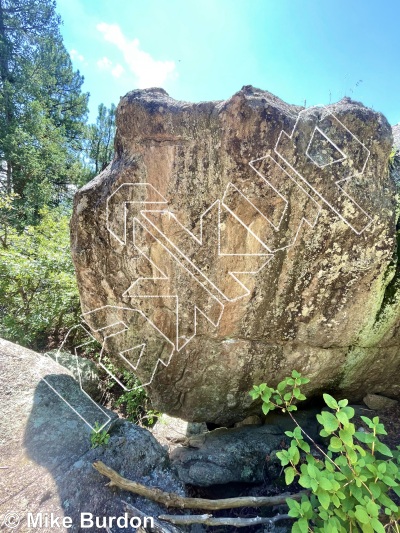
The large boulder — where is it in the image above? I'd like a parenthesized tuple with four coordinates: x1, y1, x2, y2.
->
(70, 86, 400, 425)
(0, 338, 185, 532)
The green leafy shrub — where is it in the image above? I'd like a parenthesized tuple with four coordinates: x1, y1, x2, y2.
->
(0, 207, 80, 348)
(94, 352, 160, 426)
(90, 422, 110, 449)
(115, 372, 160, 426)
(250, 372, 400, 532)
(389, 146, 399, 170)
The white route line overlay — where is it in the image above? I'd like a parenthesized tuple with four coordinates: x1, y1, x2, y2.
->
(274, 105, 372, 235)
(81, 304, 175, 391)
(38, 324, 112, 433)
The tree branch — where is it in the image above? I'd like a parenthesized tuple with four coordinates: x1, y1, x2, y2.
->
(93, 461, 308, 510)
(122, 501, 183, 533)
(159, 513, 292, 527)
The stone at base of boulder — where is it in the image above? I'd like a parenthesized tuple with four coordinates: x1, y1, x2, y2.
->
(264, 408, 321, 442)
(235, 415, 263, 427)
(151, 414, 208, 451)
(363, 393, 399, 411)
(170, 424, 286, 486)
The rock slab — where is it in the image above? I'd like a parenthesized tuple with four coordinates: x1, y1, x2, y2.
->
(0, 338, 185, 532)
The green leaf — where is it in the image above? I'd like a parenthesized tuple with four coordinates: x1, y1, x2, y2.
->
(329, 436, 343, 451)
(361, 416, 375, 429)
(382, 475, 397, 487)
(377, 462, 386, 474)
(307, 463, 318, 479)
(285, 466, 296, 485)
(293, 426, 302, 439)
(375, 442, 393, 457)
(369, 482, 381, 499)
(292, 446, 300, 465)
(366, 500, 379, 518)
(292, 517, 308, 533)
(377, 492, 398, 512)
(317, 489, 330, 510)
(292, 370, 301, 379)
(286, 498, 301, 517)
(317, 411, 340, 432)
(277, 450, 290, 466)
(331, 494, 340, 508)
(336, 411, 349, 426)
(355, 505, 370, 524)
(345, 444, 358, 464)
(323, 393, 339, 410)
(293, 387, 301, 399)
(370, 518, 385, 533)
(298, 440, 311, 453)
(277, 380, 287, 392)
(319, 477, 333, 490)
(299, 474, 312, 489)
(339, 427, 354, 446)
(262, 402, 271, 415)
(261, 390, 272, 402)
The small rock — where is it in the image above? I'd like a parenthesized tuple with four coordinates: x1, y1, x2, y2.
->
(151, 414, 208, 450)
(264, 408, 321, 441)
(235, 414, 262, 427)
(363, 393, 399, 411)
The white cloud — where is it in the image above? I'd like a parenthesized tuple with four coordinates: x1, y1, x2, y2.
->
(96, 22, 176, 88)
(96, 56, 124, 78)
(70, 49, 85, 62)
(97, 56, 112, 70)
(111, 64, 124, 78)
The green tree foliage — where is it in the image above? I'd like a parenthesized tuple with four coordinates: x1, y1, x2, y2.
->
(0, 0, 88, 226)
(0, 208, 80, 348)
(250, 373, 400, 532)
(0, 3, 117, 354)
(85, 103, 116, 176)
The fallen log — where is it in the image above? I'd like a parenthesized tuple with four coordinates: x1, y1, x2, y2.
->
(93, 461, 307, 510)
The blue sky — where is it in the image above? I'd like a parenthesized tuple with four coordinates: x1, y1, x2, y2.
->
(56, 0, 400, 126)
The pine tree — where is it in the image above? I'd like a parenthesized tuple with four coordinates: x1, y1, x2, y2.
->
(86, 103, 116, 175)
(0, 0, 88, 227)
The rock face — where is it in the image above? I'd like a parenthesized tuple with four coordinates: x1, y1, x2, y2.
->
(0, 338, 185, 532)
(46, 349, 101, 400)
(71, 86, 400, 424)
